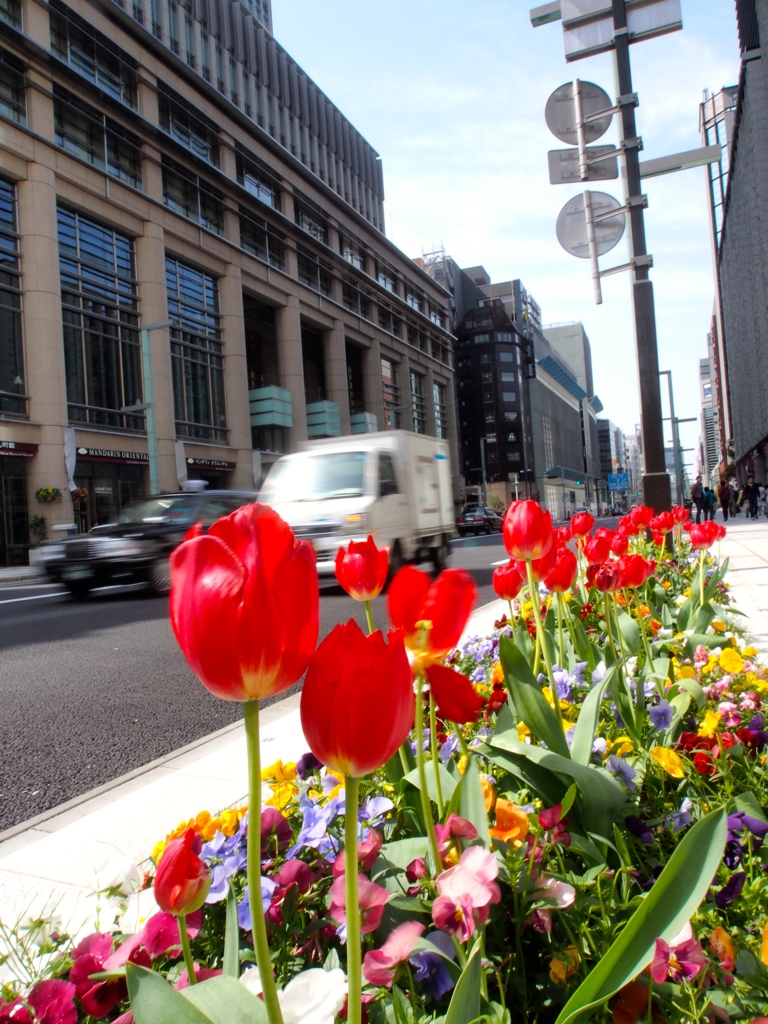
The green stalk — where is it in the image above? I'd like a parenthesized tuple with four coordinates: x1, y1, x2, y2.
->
(524, 560, 562, 731)
(699, 550, 705, 608)
(178, 915, 197, 985)
(527, 575, 542, 675)
(631, 589, 655, 671)
(415, 674, 442, 872)
(344, 775, 362, 1024)
(363, 599, 375, 636)
(243, 700, 284, 1024)
(428, 692, 445, 817)
(556, 592, 565, 668)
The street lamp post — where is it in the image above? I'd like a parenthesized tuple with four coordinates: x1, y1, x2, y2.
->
(141, 320, 172, 495)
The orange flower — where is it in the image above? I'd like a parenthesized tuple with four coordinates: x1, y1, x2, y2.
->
(481, 775, 496, 813)
(489, 798, 528, 846)
(710, 926, 736, 970)
(649, 619, 663, 636)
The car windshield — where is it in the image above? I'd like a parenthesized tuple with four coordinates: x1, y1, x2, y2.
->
(116, 496, 198, 525)
(260, 452, 367, 503)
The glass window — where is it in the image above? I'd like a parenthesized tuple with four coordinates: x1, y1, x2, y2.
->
(499, 351, 513, 362)
(50, 6, 137, 108)
(162, 159, 223, 235)
(379, 453, 399, 496)
(0, 52, 25, 124)
(378, 303, 402, 338)
(159, 88, 219, 166)
(239, 211, 285, 270)
(297, 246, 332, 297)
(497, 331, 513, 342)
(376, 263, 396, 292)
(433, 381, 447, 439)
(501, 372, 516, 382)
(295, 200, 328, 244)
(237, 150, 280, 209)
(502, 391, 517, 402)
(54, 89, 142, 189)
(166, 256, 226, 442)
(57, 206, 141, 430)
(410, 370, 425, 434)
(381, 356, 399, 430)
(0, 0, 20, 28)
(342, 278, 370, 319)
(405, 290, 422, 312)
(0, 179, 24, 417)
(473, 333, 490, 344)
(429, 306, 443, 327)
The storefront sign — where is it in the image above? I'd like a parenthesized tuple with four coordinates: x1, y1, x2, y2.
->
(0, 440, 38, 457)
(76, 447, 149, 464)
(186, 457, 236, 471)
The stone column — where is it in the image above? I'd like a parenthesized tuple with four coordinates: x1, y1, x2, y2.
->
(276, 296, 307, 447)
(325, 319, 350, 434)
(135, 222, 176, 492)
(425, 366, 437, 436)
(362, 335, 384, 432)
(18, 164, 71, 527)
(219, 263, 254, 489)
(25, 71, 54, 138)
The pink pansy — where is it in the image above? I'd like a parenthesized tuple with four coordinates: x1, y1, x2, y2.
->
(406, 857, 427, 883)
(22, 980, 78, 1024)
(436, 846, 501, 911)
(70, 932, 151, 1019)
(434, 815, 478, 861)
(650, 923, 709, 984)
(175, 966, 222, 989)
(432, 893, 476, 943)
(332, 829, 383, 877)
(529, 909, 552, 933)
(329, 874, 389, 933)
(273, 860, 315, 893)
(533, 874, 576, 909)
(363, 921, 426, 987)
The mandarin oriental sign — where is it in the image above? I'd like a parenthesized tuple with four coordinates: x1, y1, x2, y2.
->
(76, 446, 149, 463)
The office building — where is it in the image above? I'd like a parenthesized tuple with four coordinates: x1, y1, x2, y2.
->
(0, 0, 456, 565)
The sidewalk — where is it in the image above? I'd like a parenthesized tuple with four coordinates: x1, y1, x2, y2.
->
(0, 517, 766, 955)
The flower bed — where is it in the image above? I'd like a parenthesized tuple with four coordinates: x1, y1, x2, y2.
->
(1, 506, 767, 1024)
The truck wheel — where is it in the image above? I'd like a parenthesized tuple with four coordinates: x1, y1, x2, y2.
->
(65, 581, 91, 600)
(386, 541, 405, 585)
(432, 536, 451, 573)
(150, 557, 172, 595)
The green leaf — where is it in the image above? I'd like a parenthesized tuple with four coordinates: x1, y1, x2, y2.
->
(458, 754, 491, 847)
(489, 732, 625, 840)
(676, 597, 692, 632)
(126, 964, 214, 1024)
(499, 635, 570, 758)
(223, 881, 240, 979)
(373, 836, 430, 887)
(404, 763, 457, 805)
(733, 791, 768, 823)
(616, 608, 641, 656)
(444, 941, 482, 1024)
(607, 663, 636, 738)
(553, 807, 727, 1024)
(570, 668, 614, 766)
(182, 975, 269, 1024)
(486, 744, 568, 811)
(569, 615, 597, 667)
(693, 602, 716, 634)
(513, 618, 534, 661)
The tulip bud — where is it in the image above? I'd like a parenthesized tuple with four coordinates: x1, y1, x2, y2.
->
(154, 829, 211, 916)
(543, 548, 578, 593)
(583, 534, 610, 564)
(570, 512, 594, 538)
(503, 500, 554, 561)
(493, 561, 524, 601)
(335, 536, 389, 602)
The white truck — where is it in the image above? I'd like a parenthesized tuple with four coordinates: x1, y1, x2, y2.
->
(258, 430, 455, 576)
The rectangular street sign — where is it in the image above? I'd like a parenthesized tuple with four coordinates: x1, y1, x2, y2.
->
(548, 145, 619, 183)
(561, 0, 682, 61)
(608, 472, 629, 491)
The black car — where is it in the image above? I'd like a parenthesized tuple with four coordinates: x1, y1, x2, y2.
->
(39, 490, 256, 598)
(455, 506, 504, 536)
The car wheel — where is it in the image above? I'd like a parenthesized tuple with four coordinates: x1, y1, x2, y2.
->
(431, 536, 451, 573)
(485, 525, 492, 535)
(386, 540, 405, 587)
(150, 556, 172, 595)
(65, 580, 91, 600)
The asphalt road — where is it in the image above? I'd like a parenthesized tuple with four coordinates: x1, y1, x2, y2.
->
(0, 535, 505, 832)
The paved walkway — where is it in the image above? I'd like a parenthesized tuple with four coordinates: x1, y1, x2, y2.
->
(0, 516, 766, 963)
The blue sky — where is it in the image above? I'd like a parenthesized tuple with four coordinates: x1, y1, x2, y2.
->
(275, 1, 739, 473)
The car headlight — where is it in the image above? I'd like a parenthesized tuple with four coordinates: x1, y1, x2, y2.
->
(38, 544, 65, 561)
(342, 514, 366, 535)
(91, 538, 145, 558)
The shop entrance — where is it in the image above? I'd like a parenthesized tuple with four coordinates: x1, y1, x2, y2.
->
(0, 459, 29, 566)
(73, 462, 143, 531)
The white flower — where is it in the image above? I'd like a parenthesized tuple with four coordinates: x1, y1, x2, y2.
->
(241, 967, 347, 1024)
(626, 656, 638, 679)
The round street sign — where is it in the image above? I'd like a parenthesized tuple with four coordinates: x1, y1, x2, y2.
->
(556, 192, 626, 259)
(545, 81, 614, 145)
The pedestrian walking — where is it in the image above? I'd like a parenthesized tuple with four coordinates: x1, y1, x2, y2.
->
(740, 475, 760, 520)
(691, 475, 704, 523)
(702, 486, 715, 521)
(717, 478, 731, 521)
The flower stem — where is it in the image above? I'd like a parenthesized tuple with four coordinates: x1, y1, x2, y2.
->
(428, 693, 445, 817)
(344, 775, 362, 1024)
(556, 592, 565, 668)
(243, 700, 284, 1024)
(178, 914, 197, 985)
(524, 560, 562, 731)
(415, 675, 442, 872)
(699, 550, 705, 608)
(363, 599, 375, 636)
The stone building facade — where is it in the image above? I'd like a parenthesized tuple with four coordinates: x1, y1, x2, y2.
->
(0, 0, 456, 565)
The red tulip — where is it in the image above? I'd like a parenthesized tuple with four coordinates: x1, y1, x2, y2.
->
(493, 561, 524, 601)
(583, 534, 610, 563)
(515, 542, 558, 583)
(543, 548, 577, 593)
(591, 560, 623, 592)
(553, 525, 572, 548)
(503, 500, 554, 561)
(649, 512, 674, 534)
(712, 522, 727, 540)
(651, 530, 665, 547)
(617, 554, 655, 589)
(619, 514, 640, 536)
(300, 620, 414, 778)
(154, 829, 211, 916)
(570, 511, 594, 538)
(610, 531, 629, 557)
(630, 505, 653, 529)
(388, 567, 482, 723)
(170, 504, 319, 702)
(672, 505, 690, 523)
(335, 536, 389, 601)
(689, 522, 719, 550)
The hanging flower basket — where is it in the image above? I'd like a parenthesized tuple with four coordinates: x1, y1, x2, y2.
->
(35, 487, 62, 504)
(71, 486, 88, 504)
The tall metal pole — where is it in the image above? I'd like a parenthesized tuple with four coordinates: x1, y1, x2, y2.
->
(140, 320, 172, 496)
(611, 0, 671, 514)
(659, 370, 683, 506)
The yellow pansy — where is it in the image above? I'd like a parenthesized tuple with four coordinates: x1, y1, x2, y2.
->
(650, 745, 684, 778)
(762, 922, 768, 967)
(711, 620, 727, 633)
(491, 661, 505, 685)
(549, 946, 580, 984)
(698, 710, 722, 738)
(517, 721, 531, 742)
(563, 592, 573, 602)
(261, 759, 297, 783)
(457, 755, 468, 776)
(611, 737, 634, 758)
(677, 665, 695, 679)
(661, 580, 671, 590)
(152, 839, 166, 863)
(542, 686, 570, 713)
(742, 646, 757, 659)
(719, 648, 744, 674)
